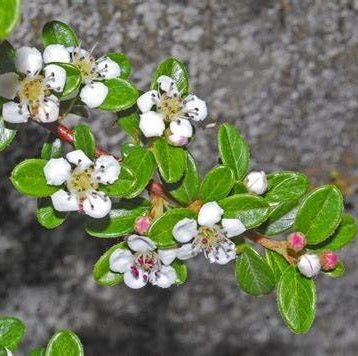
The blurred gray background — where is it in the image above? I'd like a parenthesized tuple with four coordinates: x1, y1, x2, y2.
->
(1, 0, 358, 355)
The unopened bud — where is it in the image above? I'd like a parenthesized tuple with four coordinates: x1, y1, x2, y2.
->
(244, 171, 268, 195)
(168, 134, 188, 147)
(288, 232, 307, 252)
(297, 253, 321, 278)
(320, 250, 339, 271)
(135, 216, 151, 235)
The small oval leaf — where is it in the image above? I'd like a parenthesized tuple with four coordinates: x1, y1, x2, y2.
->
(0, 316, 25, 352)
(265, 250, 289, 284)
(37, 198, 67, 229)
(52, 63, 82, 100)
(42, 21, 79, 47)
(73, 124, 95, 159)
(0, 0, 21, 40)
(106, 53, 131, 79)
(0, 116, 16, 152)
(45, 330, 83, 356)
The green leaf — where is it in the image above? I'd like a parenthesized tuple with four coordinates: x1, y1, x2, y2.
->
(0, 0, 21, 40)
(164, 151, 200, 205)
(258, 199, 299, 236)
(230, 181, 247, 195)
(11, 159, 61, 197)
(151, 57, 189, 96)
(42, 21, 79, 47)
(265, 250, 289, 284)
(0, 40, 16, 73)
(153, 138, 186, 183)
(93, 242, 127, 286)
(0, 116, 16, 152)
(148, 208, 196, 248)
(121, 143, 139, 158)
(86, 198, 150, 238)
(265, 171, 309, 203)
(30, 348, 46, 356)
(45, 330, 83, 356)
(322, 261, 345, 278)
(0, 316, 25, 351)
(53, 63, 82, 100)
(309, 214, 357, 252)
(98, 79, 139, 112)
(200, 165, 234, 203)
(219, 194, 270, 229)
(106, 53, 131, 79)
(37, 198, 67, 229)
(235, 246, 275, 296)
(41, 134, 63, 160)
(73, 124, 95, 159)
(218, 124, 250, 181)
(172, 259, 187, 285)
(277, 266, 316, 334)
(118, 112, 140, 140)
(294, 185, 343, 245)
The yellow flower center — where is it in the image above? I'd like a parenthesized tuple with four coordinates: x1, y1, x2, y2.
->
(67, 167, 98, 198)
(19, 76, 49, 103)
(158, 93, 183, 122)
(72, 55, 97, 83)
(194, 226, 223, 252)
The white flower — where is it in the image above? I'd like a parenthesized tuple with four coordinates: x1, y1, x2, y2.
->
(5, 348, 13, 356)
(245, 171, 268, 195)
(297, 253, 321, 278)
(44, 150, 120, 219)
(172, 201, 246, 265)
(109, 235, 177, 289)
(43, 44, 120, 108)
(0, 46, 67, 124)
(136, 75, 208, 143)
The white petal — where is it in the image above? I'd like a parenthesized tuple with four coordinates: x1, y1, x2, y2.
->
(93, 155, 120, 185)
(66, 149, 93, 169)
(109, 248, 133, 273)
(151, 265, 177, 288)
(207, 241, 236, 265)
(222, 218, 246, 238)
(80, 82, 108, 108)
(6, 348, 13, 356)
(139, 111, 165, 138)
(127, 234, 156, 252)
(176, 243, 198, 260)
(95, 57, 121, 79)
(2, 101, 29, 123)
(167, 134, 188, 147)
(137, 90, 160, 113)
(0, 72, 19, 99)
(67, 46, 89, 58)
(157, 75, 179, 97)
(198, 201, 223, 227)
(43, 44, 71, 64)
(297, 254, 321, 278)
(123, 268, 148, 289)
(51, 189, 79, 212)
(44, 158, 72, 185)
(158, 248, 177, 265)
(172, 218, 198, 243)
(245, 171, 268, 195)
(33, 95, 60, 123)
(183, 95, 208, 121)
(15, 47, 43, 76)
(44, 64, 67, 92)
(83, 192, 112, 219)
(170, 119, 193, 138)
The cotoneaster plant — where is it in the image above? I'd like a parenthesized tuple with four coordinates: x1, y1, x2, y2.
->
(0, 18, 356, 339)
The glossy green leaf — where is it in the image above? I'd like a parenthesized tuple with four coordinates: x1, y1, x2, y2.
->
(73, 124, 95, 159)
(30, 348, 46, 356)
(37, 198, 67, 229)
(172, 259, 187, 285)
(0, 0, 21, 40)
(99, 165, 135, 197)
(277, 266, 316, 334)
(98, 79, 139, 112)
(164, 151, 200, 205)
(86, 198, 150, 238)
(153, 138, 186, 183)
(0, 316, 25, 351)
(218, 124, 250, 181)
(106, 53, 131, 79)
(45, 330, 83, 356)
(294, 185, 343, 245)
(230, 181, 247, 195)
(42, 21, 79, 47)
(41, 134, 63, 160)
(93, 242, 127, 286)
(0, 116, 16, 152)
(0, 40, 16, 73)
(151, 57, 189, 96)
(148, 208, 196, 248)
(322, 261, 345, 278)
(118, 112, 140, 140)
(265, 250, 289, 284)
(235, 246, 275, 296)
(219, 194, 270, 229)
(200, 165, 234, 203)
(53, 63, 81, 100)
(11, 159, 61, 197)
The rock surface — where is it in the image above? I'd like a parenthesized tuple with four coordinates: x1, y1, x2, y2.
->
(1, 0, 358, 355)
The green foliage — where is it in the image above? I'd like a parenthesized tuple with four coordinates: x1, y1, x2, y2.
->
(45, 330, 83, 356)
(0, 116, 16, 152)
(30, 348, 46, 356)
(0, 316, 25, 351)
(0, 0, 21, 40)
(73, 124, 95, 159)
(118, 112, 140, 140)
(0, 41, 16, 74)
(42, 21, 79, 47)
(53, 63, 82, 100)
(106, 53, 131, 79)
(322, 261, 345, 278)
(265, 250, 289, 284)
(37, 198, 67, 229)
(41, 134, 63, 160)
(172, 259, 187, 285)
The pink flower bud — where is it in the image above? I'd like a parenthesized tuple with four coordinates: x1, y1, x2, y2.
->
(135, 216, 151, 235)
(320, 250, 339, 271)
(168, 134, 188, 147)
(297, 253, 321, 278)
(288, 232, 307, 252)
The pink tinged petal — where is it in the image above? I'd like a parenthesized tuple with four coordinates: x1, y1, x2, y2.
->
(2, 101, 29, 123)
(198, 201, 223, 227)
(127, 235, 157, 252)
(95, 58, 121, 79)
(93, 155, 121, 185)
(44, 64, 67, 92)
(207, 241, 236, 265)
(288, 232, 307, 252)
(139, 111, 165, 137)
(123, 267, 148, 289)
(320, 251, 339, 271)
(34, 95, 60, 123)
(51, 189, 80, 212)
(168, 134, 188, 147)
(157, 75, 179, 97)
(158, 248, 177, 265)
(66, 149, 93, 169)
(43, 44, 71, 64)
(80, 82, 108, 108)
(221, 218, 246, 238)
(135, 216, 151, 235)
(109, 248, 134, 273)
(15, 47, 43, 76)
(0, 72, 19, 99)
(151, 265, 177, 288)
(183, 94, 208, 122)
(172, 218, 198, 243)
(245, 171, 268, 195)
(170, 119, 193, 138)
(44, 158, 72, 185)
(137, 90, 160, 113)
(83, 192, 112, 219)
(176, 243, 198, 260)
(297, 254, 321, 278)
